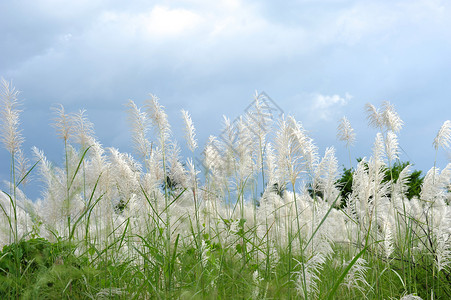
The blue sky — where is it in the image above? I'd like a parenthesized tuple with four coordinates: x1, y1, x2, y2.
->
(1, 0, 450, 199)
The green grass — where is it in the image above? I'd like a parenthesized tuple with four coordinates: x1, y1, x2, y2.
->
(1, 223, 449, 299)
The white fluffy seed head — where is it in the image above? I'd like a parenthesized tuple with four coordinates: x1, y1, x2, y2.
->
(337, 116, 356, 147)
(15, 148, 30, 185)
(72, 109, 95, 149)
(365, 101, 403, 133)
(275, 117, 293, 182)
(382, 101, 403, 133)
(52, 104, 73, 142)
(246, 91, 273, 142)
(126, 100, 151, 158)
(433, 120, 451, 150)
(342, 257, 370, 293)
(294, 253, 325, 299)
(385, 130, 399, 163)
(181, 109, 197, 152)
(315, 147, 340, 202)
(365, 103, 382, 129)
(265, 142, 278, 185)
(145, 94, 171, 142)
(372, 132, 385, 163)
(0, 78, 24, 154)
(288, 116, 319, 174)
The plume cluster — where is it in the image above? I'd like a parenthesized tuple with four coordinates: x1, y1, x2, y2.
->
(1, 87, 450, 299)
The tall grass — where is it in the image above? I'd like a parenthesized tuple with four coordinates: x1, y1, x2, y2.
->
(1, 80, 450, 299)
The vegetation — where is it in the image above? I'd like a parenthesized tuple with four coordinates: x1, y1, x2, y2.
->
(334, 160, 425, 207)
(1, 79, 451, 299)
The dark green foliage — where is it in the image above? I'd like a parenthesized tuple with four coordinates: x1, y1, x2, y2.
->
(0, 238, 54, 276)
(383, 161, 424, 200)
(271, 182, 286, 198)
(337, 160, 424, 203)
(115, 198, 127, 213)
(336, 166, 354, 207)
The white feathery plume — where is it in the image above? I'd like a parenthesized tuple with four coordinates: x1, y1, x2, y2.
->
(221, 116, 238, 177)
(204, 136, 224, 174)
(167, 141, 187, 188)
(0, 189, 34, 243)
(383, 221, 394, 258)
(89, 140, 108, 182)
(251, 269, 262, 300)
(250, 91, 273, 131)
(181, 109, 198, 152)
(420, 167, 439, 203)
(33, 147, 81, 232)
(342, 257, 370, 294)
(145, 94, 171, 144)
(337, 116, 356, 147)
(288, 116, 307, 151)
(144, 146, 164, 188)
(200, 239, 210, 268)
(246, 92, 273, 137)
(433, 120, 451, 150)
(307, 202, 335, 256)
(394, 164, 411, 197)
(265, 142, 278, 185)
(0, 78, 24, 154)
(64, 144, 85, 187)
(420, 164, 451, 203)
(315, 147, 340, 203)
(294, 253, 326, 299)
(72, 109, 95, 150)
(288, 116, 319, 175)
(15, 148, 30, 186)
(349, 158, 372, 221)
(275, 117, 292, 183)
(382, 101, 403, 133)
(32, 147, 53, 189)
(246, 92, 273, 165)
(372, 133, 385, 164)
(52, 104, 73, 142)
(434, 206, 451, 272)
(366, 101, 403, 133)
(385, 130, 399, 163)
(126, 100, 151, 159)
(236, 116, 255, 180)
(186, 158, 199, 189)
(303, 138, 319, 175)
(365, 103, 382, 129)
(108, 148, 141, 196)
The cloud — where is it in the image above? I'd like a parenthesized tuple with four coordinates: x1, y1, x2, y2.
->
(96, 5, 204, 39)
(310, 93, 352, 121)
(146, 6, 203, 36)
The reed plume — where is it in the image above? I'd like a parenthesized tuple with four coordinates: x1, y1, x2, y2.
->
(0, 78, 23, 155)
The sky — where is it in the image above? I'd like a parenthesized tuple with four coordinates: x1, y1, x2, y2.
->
(1, 0, 451, 199)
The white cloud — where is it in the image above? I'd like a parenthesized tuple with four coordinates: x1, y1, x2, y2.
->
(144, 6, 203, 37)
(311, 93, 352, 121)
(95, 6, 204, 39)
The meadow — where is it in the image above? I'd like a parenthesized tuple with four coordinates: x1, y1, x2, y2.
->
(1, 78, 450, 299)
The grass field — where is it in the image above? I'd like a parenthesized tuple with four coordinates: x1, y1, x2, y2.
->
(1, 79, 450, 299)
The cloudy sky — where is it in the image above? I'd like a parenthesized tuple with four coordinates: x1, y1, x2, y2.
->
(1, 0, 450, 198)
